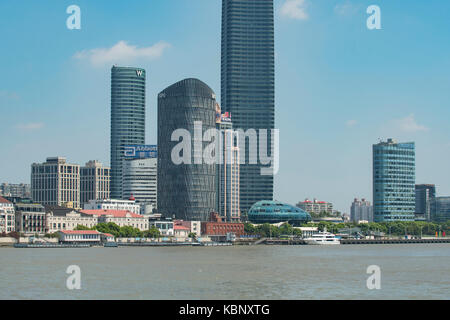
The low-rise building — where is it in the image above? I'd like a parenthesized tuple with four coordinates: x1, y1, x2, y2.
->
(58, 230, 102, 244)
(45, 205, 98, 233)
(174, 220, 201, 237)
(201, 212, 244, 237)
(83, 199, 140, 214)
(15, 203, 46, 235)
(0, 196, 15, 233)
(174, 225, 190, 240)
(150, 220, 174, 237)
(80, 209, 149, 231)
(296, 198, 333, 215)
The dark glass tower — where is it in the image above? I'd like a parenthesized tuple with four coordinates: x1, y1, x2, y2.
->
(221, 0, 275, 213)
(110, 66, 146, 199)
(157, 79, 217, 221)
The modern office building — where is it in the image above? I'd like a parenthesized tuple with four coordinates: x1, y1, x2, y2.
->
(157, 78, 217, 221)
(350, 198, 373, 223)
(216, 109, 240, 222)
(110, 66, 146, 199)
(373, 139, 416, 222)
(0, 183, 30, 198)
(431, 197, 450, 223)
(221, 0, 275, 213)
(296, 199, 333, 215)
(248, 200, 311, 226)
(415, 184, 436, 221)
(31, 157, 81, 208)
(80, 160, 110, 205)
(122, 157, 157, 207)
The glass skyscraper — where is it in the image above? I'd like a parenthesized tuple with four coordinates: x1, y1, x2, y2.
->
(157, 78, 217, 221)
(221, 0, 275, 213)
(110, 66, 146, 199)
(415, 184, 436, 221)
(431, 197, 450, 223)
(373, 139, 416, 222)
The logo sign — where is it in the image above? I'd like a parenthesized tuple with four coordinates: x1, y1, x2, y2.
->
(124, 145, 157, 159)
(136, 70, 144, 77)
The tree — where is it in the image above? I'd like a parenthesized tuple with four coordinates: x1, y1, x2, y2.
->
(144, 226, 161, 238)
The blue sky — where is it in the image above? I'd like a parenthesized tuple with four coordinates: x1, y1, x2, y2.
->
(0, 0, 449, 213)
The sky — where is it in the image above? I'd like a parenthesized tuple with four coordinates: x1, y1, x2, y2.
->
(0, 0, 449, 213)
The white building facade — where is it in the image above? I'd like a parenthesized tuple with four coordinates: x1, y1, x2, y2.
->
(83, 199, 140, 214)
(350, 198, 373, 223)
(0, 196, 15, 233)
(122, 157, 157, 208)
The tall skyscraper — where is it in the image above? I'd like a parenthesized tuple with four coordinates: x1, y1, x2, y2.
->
(31, 157, 80, 208)
(221, 0, 275, 213)
(110, 66, 146, 199)
(373, 139, 416, 222)
(415, 184, 436, 221)
(350, 198, 373, 223)
(216, 109, 240, 222)
(157, 78, 217, 221)
(80, 160, 110, 205)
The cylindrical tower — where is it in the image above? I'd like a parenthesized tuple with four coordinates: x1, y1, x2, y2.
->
(110, 66, 146, 199)
(157, 78, 217, 221)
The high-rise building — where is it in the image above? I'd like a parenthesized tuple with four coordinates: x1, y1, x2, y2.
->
(157, 78, 217, 221)
(31, 157, 80, 208)
(221, 0, 275, 213)
(216, 110, 240, 222)
(415, 184, 436, 221)
(122, 157, 157, 207)
(373, 139, 415, 222)
(350, 198, 373, 223)
(431, 197, 450, 223)
(110, 66, 146, 199)
(80, 160, 110, 205)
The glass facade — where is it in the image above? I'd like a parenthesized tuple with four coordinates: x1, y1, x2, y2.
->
(373, 139, 415, 222)
(157, 79, 217, 221)
(110, 66, 146, 199)
(431, 197, 450, 223)
(221, 0, 275, 213)
(248, 200, 311, 226)
(415, 184, 436, 221)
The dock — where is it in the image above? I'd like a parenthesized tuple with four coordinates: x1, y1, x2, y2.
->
(14, 243, 91, 248)
(340, 238, 450, 245)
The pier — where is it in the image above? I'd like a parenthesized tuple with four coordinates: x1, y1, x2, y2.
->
(340, 238, 450, 245)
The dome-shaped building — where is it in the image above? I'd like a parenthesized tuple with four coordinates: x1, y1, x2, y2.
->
(248, 200, 311, 226)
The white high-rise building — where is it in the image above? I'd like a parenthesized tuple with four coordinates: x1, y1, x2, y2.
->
(350, 198, 373, 223)
(122, 158, 157, 208)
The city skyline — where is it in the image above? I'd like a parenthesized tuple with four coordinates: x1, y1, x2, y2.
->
(1, 0, 450, 214)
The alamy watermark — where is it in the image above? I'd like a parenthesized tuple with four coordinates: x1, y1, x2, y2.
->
(366, 265, 381, 290)
(171, 121, 279, 176)
(66, 265, 81, 290)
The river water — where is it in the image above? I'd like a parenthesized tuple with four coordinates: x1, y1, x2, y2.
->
(0, 244, 449, 299)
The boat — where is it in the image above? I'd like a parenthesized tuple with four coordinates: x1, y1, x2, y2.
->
(303, 231, 340, 245)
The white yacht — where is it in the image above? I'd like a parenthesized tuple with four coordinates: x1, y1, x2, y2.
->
(304, 231, 340, 245)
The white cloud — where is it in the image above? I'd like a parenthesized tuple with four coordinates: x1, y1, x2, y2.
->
(16, 123, 45, 131)
(395, 114, 429, 133)
(346, 119, 357, 127)
(74, 41, 171, 67)
(279, 0, 308, 20)
(334, 1, 359, 16)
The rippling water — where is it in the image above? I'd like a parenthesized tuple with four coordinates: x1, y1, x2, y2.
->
(1, 244, 449, 299)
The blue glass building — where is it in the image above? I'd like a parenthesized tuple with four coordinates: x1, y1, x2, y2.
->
(110, 66, 146, 199)
(373, 139, 416, 222)
(221, 0, 275, 213)
(431, 197, 450, 223)
(248, 200, 311, 225)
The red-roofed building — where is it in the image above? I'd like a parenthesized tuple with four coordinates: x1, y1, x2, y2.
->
(296, 198, 333, 215)
(174, 225, 190, 239)
(79, 209, 148, 231)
